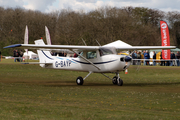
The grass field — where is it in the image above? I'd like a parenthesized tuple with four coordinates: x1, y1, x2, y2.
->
(0, 59, 180, 119)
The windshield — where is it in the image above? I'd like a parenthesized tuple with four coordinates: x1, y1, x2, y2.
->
(99, 47, 116, 56)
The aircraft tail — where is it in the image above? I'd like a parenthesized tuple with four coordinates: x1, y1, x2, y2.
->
(35, 39, 53, 67)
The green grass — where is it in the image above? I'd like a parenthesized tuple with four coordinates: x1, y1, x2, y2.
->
(0, 59, 180, 119)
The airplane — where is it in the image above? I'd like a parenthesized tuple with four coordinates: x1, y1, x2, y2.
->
(4, 37, 176, 86)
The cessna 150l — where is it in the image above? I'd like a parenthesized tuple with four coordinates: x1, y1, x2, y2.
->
(4, 38, 176, 86)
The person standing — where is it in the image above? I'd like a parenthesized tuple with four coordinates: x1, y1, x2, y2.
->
(136, 51, 141, 65)
(176, 51, 180, 66)
(160, 52, 165, 66)
(19, 50, 24, 62)
(132, 51, 137, 65)
(170, 52, 175, 66)
(144, 50, 150, 65)
(0, 51, 1, 61)
(143, 50, 146, 65)
(153, 51, 156, 66)
(13, 50, 20, 62)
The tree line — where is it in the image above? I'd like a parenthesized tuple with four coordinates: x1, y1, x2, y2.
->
(0, 6, 180, 55)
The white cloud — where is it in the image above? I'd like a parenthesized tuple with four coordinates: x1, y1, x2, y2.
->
(108, 0, 180, 12)
(0, 0, 24, 8)
(23, 0, 56, 12)
(76, 0, 97, 3)
(0, 0, 180, 13)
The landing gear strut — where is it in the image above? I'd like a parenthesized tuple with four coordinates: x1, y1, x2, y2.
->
(76, 71, 92, 85)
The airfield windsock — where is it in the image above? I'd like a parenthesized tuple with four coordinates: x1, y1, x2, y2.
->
(160, 20, 170, 60)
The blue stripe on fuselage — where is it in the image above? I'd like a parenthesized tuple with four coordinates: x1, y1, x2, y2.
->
(41, 50, 54, 60)
(72, 59, 118, 65)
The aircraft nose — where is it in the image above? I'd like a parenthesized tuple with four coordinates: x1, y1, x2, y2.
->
(125, 56, 132, 62)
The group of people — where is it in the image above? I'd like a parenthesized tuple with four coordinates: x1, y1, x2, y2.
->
(159, 51, 180, 66)
(132, 50, 180, 66)
(51, 52, 67, 57)
(51, 51, 80, 58)
(13, 50, 23, 62)
(132, 50, 150, 65)
(132, 51, 142, 65)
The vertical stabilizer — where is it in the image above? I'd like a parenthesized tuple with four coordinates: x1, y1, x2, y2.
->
(35, 39, 53, 67)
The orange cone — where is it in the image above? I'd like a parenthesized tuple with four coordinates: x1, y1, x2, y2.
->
(23, 57, 25, 62)
(125, 69, 128, 74)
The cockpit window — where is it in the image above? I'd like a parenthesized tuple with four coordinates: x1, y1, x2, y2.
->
(86, 51, 97, 59)
(78, 51, 83, 58)
(99, 48, 116, 56)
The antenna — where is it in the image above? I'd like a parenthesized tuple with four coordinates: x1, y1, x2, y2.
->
(82, 38, 87, 46)
(96, 39, 101, 46)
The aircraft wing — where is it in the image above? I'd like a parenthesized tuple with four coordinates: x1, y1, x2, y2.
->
(113, 46, 176, 50)
(4, 44, 100, 50)
(103, 40, 176, 50)
(4, 39, 176, 50)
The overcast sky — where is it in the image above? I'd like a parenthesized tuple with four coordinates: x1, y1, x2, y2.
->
(0, 0, 180, 13)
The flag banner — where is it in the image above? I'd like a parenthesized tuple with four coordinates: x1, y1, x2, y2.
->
(45, 26, 51, 45)
(24, 25, 28, 53)
(160, 21, 170, 60)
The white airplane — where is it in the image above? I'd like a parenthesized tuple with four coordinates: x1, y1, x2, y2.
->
(4, 39, 176, 86)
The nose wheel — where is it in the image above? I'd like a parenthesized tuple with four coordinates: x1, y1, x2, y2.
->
(112, 76, 118, 85)
(117, 78, 123, 86)
(112, 76, 123, 86)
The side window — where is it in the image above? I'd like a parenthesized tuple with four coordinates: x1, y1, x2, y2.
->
(86, 51, 97, 59)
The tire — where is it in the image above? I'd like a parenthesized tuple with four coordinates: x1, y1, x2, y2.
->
(76, 76, 84, 85)
(117, 78, 123, 86)
(112, 76, 117, 85)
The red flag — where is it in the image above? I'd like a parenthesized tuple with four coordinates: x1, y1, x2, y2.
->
(160, 21, 170, 60)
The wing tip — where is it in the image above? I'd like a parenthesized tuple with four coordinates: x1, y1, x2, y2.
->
(4, 44, 22, 49)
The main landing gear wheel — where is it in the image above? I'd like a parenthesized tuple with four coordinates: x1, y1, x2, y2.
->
(76, 76, 84, 85)
(117, 78, 123, 86)
(112, 76, 117, 85)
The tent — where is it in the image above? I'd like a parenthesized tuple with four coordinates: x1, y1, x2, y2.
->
(23, 51, 38, 59)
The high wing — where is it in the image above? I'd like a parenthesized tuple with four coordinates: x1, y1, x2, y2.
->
(4, 39, 176, 50)
(103, 40, 176, 50)
(4, 40, 99, 50)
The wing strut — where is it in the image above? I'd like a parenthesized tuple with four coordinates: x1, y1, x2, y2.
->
(71, 49, 101, 70)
